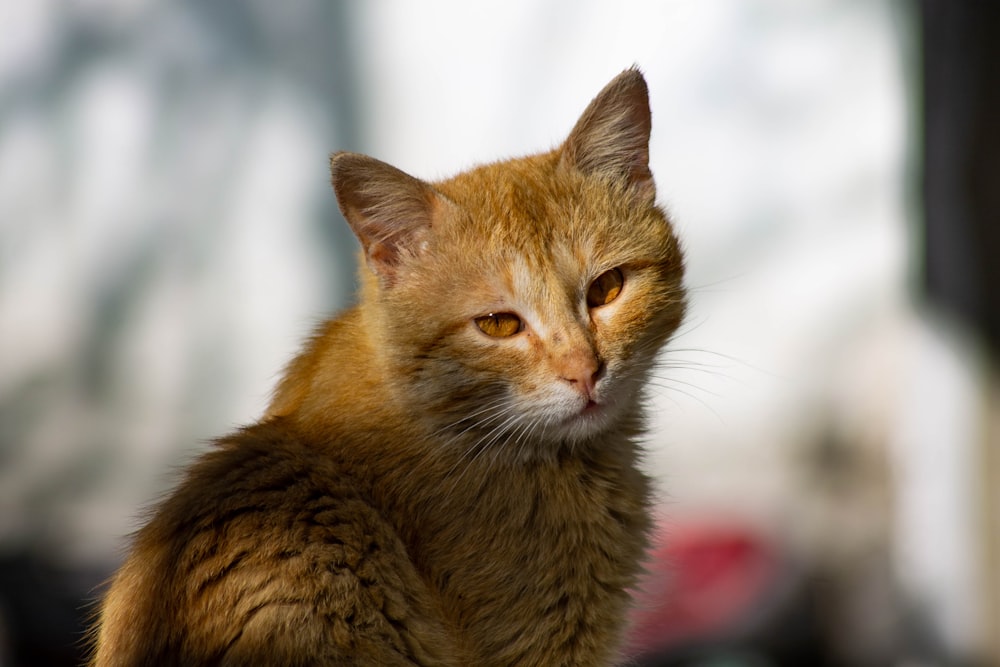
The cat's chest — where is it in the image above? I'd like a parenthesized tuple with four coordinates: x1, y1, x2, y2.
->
(413, 452, 651, 665)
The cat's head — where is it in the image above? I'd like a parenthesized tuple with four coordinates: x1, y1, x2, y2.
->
(333, 68, 685, 455)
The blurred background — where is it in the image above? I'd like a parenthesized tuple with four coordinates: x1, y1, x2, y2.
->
(1, 1, 997, 665)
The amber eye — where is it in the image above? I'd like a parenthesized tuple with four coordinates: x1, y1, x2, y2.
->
(586, 268, 624, 308)
(474, 312, 523, 337)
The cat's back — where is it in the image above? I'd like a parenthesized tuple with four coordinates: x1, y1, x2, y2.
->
(91, 418, 463, 667)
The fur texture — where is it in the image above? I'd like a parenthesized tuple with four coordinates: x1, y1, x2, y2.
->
(90, 68, 686, 666)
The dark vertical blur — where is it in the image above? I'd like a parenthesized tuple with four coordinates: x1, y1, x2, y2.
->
(922, 0, 1000, 355)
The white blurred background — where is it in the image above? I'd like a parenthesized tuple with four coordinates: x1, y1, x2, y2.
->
(1, 1, 997, 665)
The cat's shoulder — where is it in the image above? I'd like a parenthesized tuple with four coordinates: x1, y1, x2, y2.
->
(149, 417, 376, 553)
(101, 419, 462, 665)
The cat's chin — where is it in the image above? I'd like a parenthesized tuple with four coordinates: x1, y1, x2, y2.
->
(551, 398, 620, 443)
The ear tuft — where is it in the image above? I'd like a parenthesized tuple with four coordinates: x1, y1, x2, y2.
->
(562, 67, 655, 200)
(331, 152, 441, 282)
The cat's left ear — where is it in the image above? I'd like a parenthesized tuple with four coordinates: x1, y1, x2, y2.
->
(561, 67, 655, 202)
(331, 152, 444, 283)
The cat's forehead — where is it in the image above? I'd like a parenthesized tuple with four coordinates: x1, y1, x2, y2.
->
(436, 155, 601, 251)
(426, 151, 679, 294)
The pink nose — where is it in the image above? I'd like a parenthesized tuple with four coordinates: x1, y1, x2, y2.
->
(559, 350, 603, 399)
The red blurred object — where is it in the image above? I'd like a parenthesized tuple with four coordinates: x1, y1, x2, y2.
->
(625, 518, 783, 656)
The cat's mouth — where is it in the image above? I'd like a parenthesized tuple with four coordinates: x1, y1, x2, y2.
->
(574, 398, 611, 424)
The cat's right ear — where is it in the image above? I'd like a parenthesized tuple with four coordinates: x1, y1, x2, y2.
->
(561, 67, 655, 202)
(331, 152, 443, 284)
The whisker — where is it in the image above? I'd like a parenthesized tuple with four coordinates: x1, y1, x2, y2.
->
(656, 363, 733, 382)
(647, 374, 723, 399)
(442, 406, 522, 484)
(664, 315, 712, 342)
(644, 380, 725, 424)
(470, 413, 521, 463)
(515, 418, 540, 462)
(433, 396, 511, 437)
(667, 349, 781, 382)
(683, 272, 749, 294)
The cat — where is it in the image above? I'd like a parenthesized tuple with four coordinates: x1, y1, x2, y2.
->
(89, 67, 686, 666)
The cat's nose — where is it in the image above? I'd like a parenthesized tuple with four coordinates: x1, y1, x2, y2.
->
(559, 350, 604, 400)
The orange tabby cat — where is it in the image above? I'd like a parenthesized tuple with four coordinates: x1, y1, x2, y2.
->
(89, 68, 686, 666)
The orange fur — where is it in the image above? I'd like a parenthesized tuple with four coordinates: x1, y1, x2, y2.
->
(90, 68, 686, 666)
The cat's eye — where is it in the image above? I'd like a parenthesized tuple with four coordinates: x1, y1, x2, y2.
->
(475, 312, 523, 337)
(586, 268, 624, 308)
